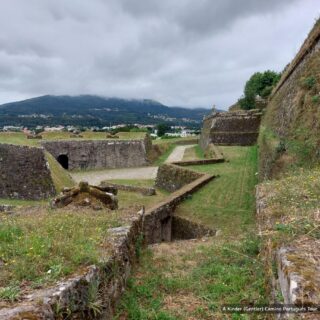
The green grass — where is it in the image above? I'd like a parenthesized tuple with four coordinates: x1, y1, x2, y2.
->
(45, 152, 75, 192)
(0, 187, 167, 300)
(153, 143, 176, 165)
(0, 131, 146, 147)
(115, 237, 266, 320)
(0, 209, 121, 296)
(176, 146, 258, 232)
(115, 146, 266, 319)
(194, 144, 205, 159)
(182, 145, 205, 161)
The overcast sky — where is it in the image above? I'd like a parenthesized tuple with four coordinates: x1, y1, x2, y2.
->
(0, 0, 319, 110)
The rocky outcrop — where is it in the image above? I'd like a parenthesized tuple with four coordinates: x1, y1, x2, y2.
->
(0, 144, 56, 200)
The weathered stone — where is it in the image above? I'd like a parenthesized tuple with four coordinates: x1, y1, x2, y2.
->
(51, 182, 118, 210)
(42, 139, 151, 170)
(0, 144, 56, 200)
(155, 164, 202, 192)
(200, 110, 262, 148)
(172, 216, 216, 240)
(99, 181, 155, 196)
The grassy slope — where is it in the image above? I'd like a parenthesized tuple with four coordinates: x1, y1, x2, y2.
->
(115, 146, 267, 320)
(182, 145, 205, 161)
(45, 152, 75, 192)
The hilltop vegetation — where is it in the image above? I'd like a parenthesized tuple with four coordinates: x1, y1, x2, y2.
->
(0, 95, 210, 128)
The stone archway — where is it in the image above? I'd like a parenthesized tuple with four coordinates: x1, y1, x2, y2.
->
(57, 154, 69, 170)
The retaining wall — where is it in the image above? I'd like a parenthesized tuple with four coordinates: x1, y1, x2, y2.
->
(155, 163, 203, 192)
(0, 144, 56, 200)
(259, 21, 320, 179)
(42, 139, 150, 170)
(200, 110, 261, 149)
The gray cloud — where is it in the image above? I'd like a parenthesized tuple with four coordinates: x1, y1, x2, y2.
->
(0, 0, 319, 109)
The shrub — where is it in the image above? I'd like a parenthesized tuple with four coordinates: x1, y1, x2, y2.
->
(312, 95, 320, 104)
(301, 76, 316, 89)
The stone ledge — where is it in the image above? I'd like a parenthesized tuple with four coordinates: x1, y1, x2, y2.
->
(100, 181, 156, 196)
(171, 158, 224, 166)
(277, 236, 320, 306)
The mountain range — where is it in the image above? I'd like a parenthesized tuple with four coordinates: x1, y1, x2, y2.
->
(0, 95, 213, 128)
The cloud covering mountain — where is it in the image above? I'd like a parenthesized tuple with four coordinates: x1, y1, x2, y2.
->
(0, 0, 319, 109)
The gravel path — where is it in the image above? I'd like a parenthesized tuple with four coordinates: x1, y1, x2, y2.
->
(71, 167, 158, 185)
(165, 145, 196, 163)
(71, 144, 195, 185)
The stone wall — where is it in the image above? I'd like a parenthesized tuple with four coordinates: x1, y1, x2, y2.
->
(200, 110, 262, 149)
(155, 163, 202, 192)
(42, 139, 150, 170)
(259, 21, 320, 179)
(172, 216, 216, 240)
(0, 144, 56, 200)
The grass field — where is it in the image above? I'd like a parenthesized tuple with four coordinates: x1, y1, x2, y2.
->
(0, 187, 167, 302)
(0, 131, 146, 147)
(176, 146, 258, 231)
(115, 146, 267, 319)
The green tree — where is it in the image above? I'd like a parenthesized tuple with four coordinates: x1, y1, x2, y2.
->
(239, 70, 281, 110)
(156, 123, 170, 137)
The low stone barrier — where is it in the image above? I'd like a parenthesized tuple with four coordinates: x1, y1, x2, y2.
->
(171, 157, 224, 166)
(100, 181, 156, 196)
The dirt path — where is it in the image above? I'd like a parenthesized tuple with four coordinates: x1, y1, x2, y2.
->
(165, 145, 196, 163)
(71, 166, 158, 185)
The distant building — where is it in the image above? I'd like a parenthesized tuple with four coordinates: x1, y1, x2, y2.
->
(3, 126, 22, 132)
(44, 126, 65, 132)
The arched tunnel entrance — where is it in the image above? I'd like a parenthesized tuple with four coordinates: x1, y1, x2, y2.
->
(57, 154, 69, 170)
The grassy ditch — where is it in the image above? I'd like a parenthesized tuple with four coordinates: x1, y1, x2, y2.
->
(176, 146, 258, 231)
(115, 146, 268, 319)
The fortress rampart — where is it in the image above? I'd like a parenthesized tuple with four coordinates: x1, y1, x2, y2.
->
(42, 138, 151, 170)
(200, 110, 262, 149)
(0, 144, 56, 200)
